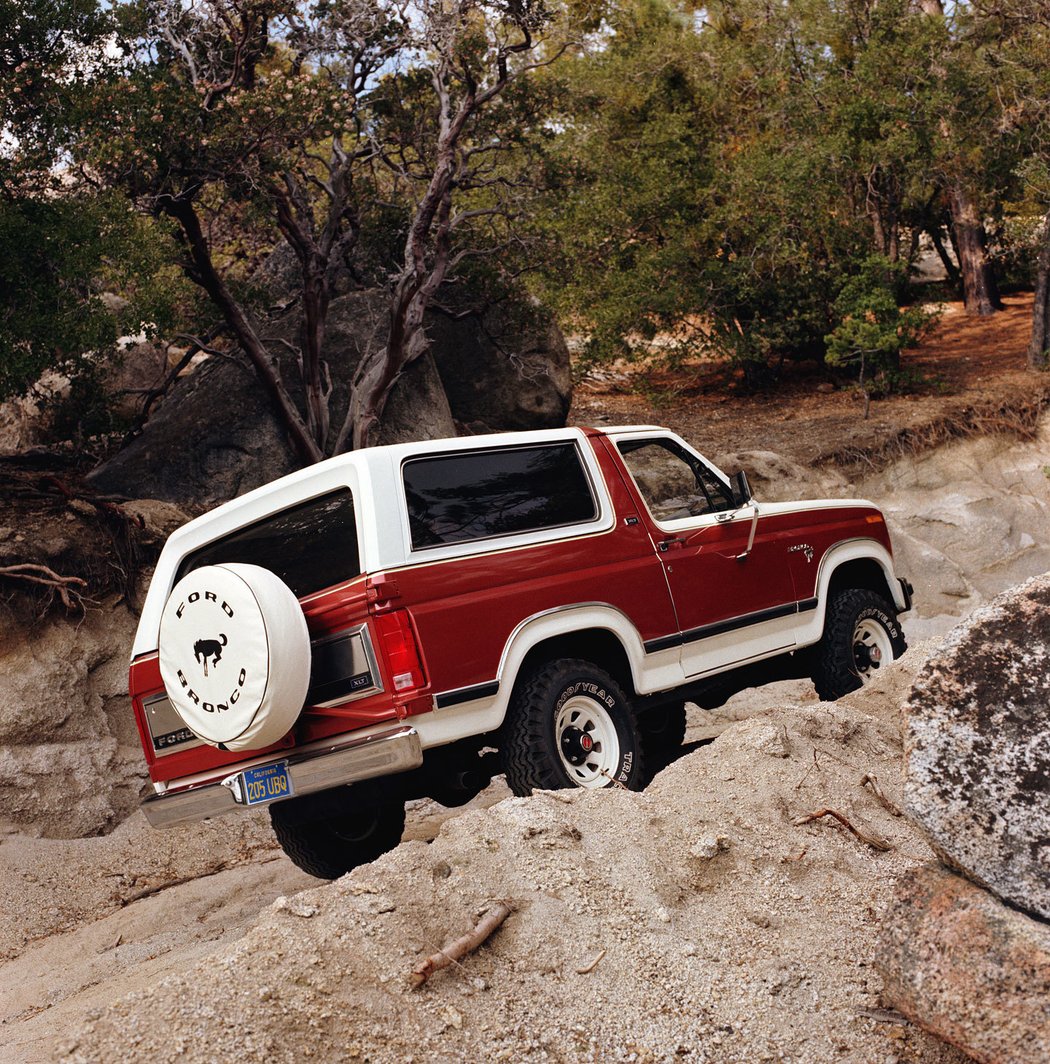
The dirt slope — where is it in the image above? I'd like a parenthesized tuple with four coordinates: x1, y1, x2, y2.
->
(25, 652, 968, 1064)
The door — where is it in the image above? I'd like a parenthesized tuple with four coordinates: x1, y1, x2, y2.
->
(614, 436, 799, 676)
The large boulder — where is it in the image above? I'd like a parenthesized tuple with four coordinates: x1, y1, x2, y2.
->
(258, 243, 573, 433)
(902, 573, 1050, 921)
(86, 350, 299, 510)
(877, 866, 1050, 1064)
(88, 291, 457, 510)
(426, 299, 572, 431)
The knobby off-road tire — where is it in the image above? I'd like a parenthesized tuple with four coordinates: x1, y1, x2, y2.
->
(269, 787, 406, 880)
(502, 659, 647, 796)
(813, 589, 907, 701)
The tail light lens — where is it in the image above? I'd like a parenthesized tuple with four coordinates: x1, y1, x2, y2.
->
(373, 609, 427, 693)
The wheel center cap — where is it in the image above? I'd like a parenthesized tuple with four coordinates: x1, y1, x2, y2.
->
(560, 726, 594, 765)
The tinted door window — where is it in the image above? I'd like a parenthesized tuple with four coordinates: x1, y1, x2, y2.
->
(176, 489, 360, 598)
(617, 439, 733, 521)
(404, 444, 598, 549)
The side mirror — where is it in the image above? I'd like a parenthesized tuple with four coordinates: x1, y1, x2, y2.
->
(730, 470, 753, 508)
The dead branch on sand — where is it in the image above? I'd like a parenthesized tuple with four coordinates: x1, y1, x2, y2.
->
(0, 564, 87, 610)
(410, 902, 513, 989)
(575, 949, 607, 975)
(792, 808, 893, 852)
(860, 773, 903, 817)
(119, 855, 282, 906)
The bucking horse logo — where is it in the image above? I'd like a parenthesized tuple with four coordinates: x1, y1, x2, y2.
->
(194, 634, 228, 676)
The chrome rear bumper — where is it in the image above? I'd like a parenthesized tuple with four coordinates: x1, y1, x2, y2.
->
(141, 725, 423, 829)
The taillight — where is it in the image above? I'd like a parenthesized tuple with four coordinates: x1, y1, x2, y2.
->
(373, 609, 427, 693)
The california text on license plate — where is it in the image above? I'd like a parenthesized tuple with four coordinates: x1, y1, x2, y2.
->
(240, 762, 294, 806)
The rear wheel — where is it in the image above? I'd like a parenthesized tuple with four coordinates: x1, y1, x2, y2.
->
(502, 659, 646, 796)
(269, 787, 406, 880)
(639, 701, 687, 756)
(813, 589, 907, 701)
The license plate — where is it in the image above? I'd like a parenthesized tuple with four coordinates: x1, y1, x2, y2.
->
(238, 762, 294, 806)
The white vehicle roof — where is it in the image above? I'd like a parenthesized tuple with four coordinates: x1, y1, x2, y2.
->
(132, 427, 603, 659)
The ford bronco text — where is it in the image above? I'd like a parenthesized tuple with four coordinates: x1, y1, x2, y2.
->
(130, 426, 912, 878)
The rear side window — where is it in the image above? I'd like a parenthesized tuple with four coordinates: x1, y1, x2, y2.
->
(403, 443, 598, 549)
(175, 489, 360, 598)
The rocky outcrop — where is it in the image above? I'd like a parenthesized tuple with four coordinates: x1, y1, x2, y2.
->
(858, 425, 1050, 624)
(878, 866, 1050, 1064)
(87, 351, 299, 511)
(258, 243, 572, 434)
(87, 291, 457, 509)
(903, 573, 1050, 921)
(878, 575, 1050, 1061)
(427, 300, 572, 431)
(0, 604, 147, 837)
(87, 285, 571, 509)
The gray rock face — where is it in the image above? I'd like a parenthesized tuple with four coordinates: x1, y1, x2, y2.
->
(0, 605, 146, 837)
(903, 573, 1050, 920)
(878, 866, 1050, 1064)
(88, 291, 456, 509)
(427, 302, 572, 431)
(88, 352, 300, 510)
(88, 286, 573, 509)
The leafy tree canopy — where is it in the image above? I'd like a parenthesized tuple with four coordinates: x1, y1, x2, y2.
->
(0, 0, 184, 407)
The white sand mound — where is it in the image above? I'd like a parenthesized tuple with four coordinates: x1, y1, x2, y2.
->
(38, 651, 963, 1064)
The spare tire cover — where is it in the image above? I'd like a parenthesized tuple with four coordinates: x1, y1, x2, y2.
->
(158, 563, 311, 752)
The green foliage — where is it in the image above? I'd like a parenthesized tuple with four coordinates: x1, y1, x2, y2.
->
(4, 0, 1049, 429)
(0, 0, 187, 421)
(534, 0, 1035, 381)
(0, 192, 186, 402)
(0, 0, 116, 172)
(825, 257, 936, 393)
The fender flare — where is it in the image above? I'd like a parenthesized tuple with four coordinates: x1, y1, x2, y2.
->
(496, 602, 652, 696)
(415, 603, 675, 749)
(806, 538, 906, 638)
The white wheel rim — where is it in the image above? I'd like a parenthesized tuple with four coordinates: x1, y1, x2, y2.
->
(852, 618, 893, 684)
(555, 695, 621, 788)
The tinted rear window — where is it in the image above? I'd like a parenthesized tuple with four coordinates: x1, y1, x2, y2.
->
(403, 444, 598, 549)
(175, 489, 360, 598)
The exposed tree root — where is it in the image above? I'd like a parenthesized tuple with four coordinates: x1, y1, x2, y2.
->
(820, 387, 1050, 471)
(410, 902, 514, 989)
(0, 564, 87, 611)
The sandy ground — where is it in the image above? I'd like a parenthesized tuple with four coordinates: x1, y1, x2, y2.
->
(3, 654, 971, 1064)
(1, 415, 1047, 1062)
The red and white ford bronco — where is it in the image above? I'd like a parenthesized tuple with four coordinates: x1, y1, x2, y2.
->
(130, 426, 912, 878)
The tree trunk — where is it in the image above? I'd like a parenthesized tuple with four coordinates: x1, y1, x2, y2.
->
(948, 185, 1002, 316)
(166, 198, 324, 466)
(1027, 210, 1050, 371)
(928, 223, 961, 287)
(339, 64, 469, 452)
(299, 252, 331, 450)
(866, 167, 901, 263)
(916, 0, 1002, 316)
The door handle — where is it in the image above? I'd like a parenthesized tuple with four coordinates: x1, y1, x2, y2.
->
(658, 536, 686, 552)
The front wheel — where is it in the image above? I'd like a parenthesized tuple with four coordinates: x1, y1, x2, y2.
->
(812, 589, 907, 701)
(502, 659, 647, 796)
(270, 786, 406, 880)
